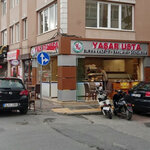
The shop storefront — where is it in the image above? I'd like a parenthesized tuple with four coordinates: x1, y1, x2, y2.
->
(31, 41, 58, 98)
(70, 40, 149, 101)
(28, 36, 150, 102)
(18, 54, 32, 86)
(0, 45, 9, 77)
(7, 49, 20, 78)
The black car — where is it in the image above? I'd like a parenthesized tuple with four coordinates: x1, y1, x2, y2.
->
(129, 82, 150, 113)
(0, 77, 29, 114)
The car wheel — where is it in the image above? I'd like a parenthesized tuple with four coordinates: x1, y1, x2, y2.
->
(20, 108, 28, 114)
(108, 110, 112, 119)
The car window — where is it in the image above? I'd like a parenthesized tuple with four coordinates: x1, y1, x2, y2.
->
(0, 79, 24, 89)
(138, 83, 150, 91)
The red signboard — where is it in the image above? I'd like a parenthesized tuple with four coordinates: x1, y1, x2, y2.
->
(31, 41, 58, 57)
(7, 49, 20, 60)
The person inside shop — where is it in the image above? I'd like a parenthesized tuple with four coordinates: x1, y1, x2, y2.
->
(97, 82, 103, 91)
(98, 68, 108, 90)
(13, 67, 17, 77)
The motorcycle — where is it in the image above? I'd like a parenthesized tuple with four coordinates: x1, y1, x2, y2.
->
(113, 90, 133, 120)
(97, 88, 113, 119)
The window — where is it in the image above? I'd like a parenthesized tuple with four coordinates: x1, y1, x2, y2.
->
(99, 3, 108, 28)
(10, 25, 15, 44)
(15, 23, 19, 42)
(86, 1, 134, 30)
(49, 4, 56, 30)
(121, 5, 132, 30)
(0, 79, 24, 89)
(111, 5, 119, 28)
(44, 9, 49, 32)
(2, 0, 7, 15)
(39, 3, 57, 34)
(23, 18, 27, 40)
(1, 30, 7, 45)
(86, 0, 97, 27)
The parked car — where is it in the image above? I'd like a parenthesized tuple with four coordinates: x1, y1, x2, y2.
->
(129, 82, 150, 113)
(0, 77, 29, 114)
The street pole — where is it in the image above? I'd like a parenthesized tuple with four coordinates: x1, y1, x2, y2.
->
(37, 52, 50, 110)
(40, 64, 42, 110)
(49, 59, 52, 99)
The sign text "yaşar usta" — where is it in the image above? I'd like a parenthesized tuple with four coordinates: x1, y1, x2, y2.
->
(93, 42, 141, 51)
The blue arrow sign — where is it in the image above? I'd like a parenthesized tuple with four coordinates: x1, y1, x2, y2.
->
(37, 52, 50, 66)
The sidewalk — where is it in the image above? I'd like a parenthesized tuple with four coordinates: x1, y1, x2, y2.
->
(35, 98, 102, 115)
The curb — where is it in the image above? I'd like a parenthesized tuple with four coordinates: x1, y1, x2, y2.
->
(42, 98, 101, 115)
(51, 108, 102, 115)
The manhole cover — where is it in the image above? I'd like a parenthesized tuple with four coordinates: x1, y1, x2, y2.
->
(144, 122, 150, 128)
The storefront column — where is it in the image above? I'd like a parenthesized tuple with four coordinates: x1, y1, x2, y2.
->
(7, 61, 11, 77)
(31, 58, 38, 85)
(58, 55, 77, 101)
(144, 57, 150, 81)
(18, 60, 23, 80)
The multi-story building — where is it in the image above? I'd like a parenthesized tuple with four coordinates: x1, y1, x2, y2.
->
(0, 0, 150, 101)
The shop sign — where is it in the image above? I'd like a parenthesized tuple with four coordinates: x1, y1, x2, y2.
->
(71, 40, 148, 56)
(10, 60, 20, 66)
(0, 65, 2, 69)
(7, 49, 20, 60)
(120, 82, 130, 89)
(131, 81, 139, 87)
(72, 41, 84, 53)
(0, 45, 8, 58)
(31, 41, 58, 57)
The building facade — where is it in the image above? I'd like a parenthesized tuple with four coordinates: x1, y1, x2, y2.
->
(0, 0, 150, 101)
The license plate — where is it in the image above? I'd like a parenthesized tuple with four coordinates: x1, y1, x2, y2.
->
(103, 107, 110, 111)
(131, 94, 141, 97)
(127, 107, 133, 112)
(3, 103, 19, 108)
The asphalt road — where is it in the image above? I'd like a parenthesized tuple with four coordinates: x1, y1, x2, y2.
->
(0, 109, 149, 150)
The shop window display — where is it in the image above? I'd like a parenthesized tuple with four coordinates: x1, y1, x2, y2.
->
(41, 57, 58, 82)
(24, 60, 32, 84)
(76, 57, 141, 101)
(37, 56, 58, 98)
(0, 64, 7, 77)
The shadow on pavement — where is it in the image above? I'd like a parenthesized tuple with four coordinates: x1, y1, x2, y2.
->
(0, 110, 22, 117)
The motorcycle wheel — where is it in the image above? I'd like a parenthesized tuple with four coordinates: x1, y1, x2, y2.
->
(126, 110, 132, 120)
(108, 110, 112, 119)
(101, 108, 105, 116)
